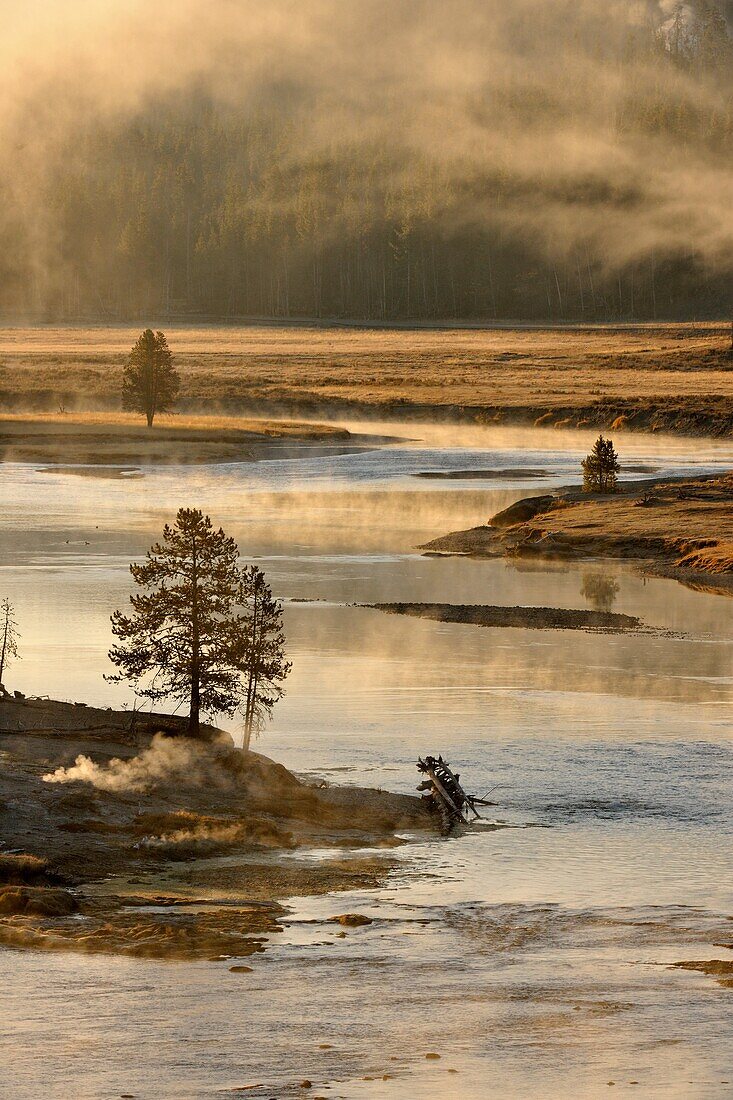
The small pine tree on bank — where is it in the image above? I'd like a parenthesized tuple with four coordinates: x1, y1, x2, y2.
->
(0, 599, 20, 693)
(107, 509, 290, 740)
(122, 329, 179, 427)
(582, 435, 620, 493)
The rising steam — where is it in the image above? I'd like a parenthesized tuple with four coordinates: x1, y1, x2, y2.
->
(42, 733, 237, 794)
(0, 1, 731, 311)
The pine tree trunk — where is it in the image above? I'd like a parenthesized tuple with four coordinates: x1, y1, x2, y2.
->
(188, 682, 200, 734)
(188, 677, 200, 739)
(242, 581, 261, 750)
(0, 612, 8, 685)
(189, 531, 200, 737)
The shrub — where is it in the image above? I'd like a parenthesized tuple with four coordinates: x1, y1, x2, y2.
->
(0, 853, 50, 885)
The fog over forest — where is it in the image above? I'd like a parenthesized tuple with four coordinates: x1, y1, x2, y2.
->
(1, 0, 731, 321)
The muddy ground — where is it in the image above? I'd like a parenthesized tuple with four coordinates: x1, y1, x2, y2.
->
(371, 603, 650, 634)
(0, 698, 428, 959)
(414, 468, 552, 480)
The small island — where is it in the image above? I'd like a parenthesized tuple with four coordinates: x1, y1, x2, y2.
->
(421, 472, 733, 595)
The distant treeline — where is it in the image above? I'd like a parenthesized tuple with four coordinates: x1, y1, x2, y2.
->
(2, 5, 731, 322)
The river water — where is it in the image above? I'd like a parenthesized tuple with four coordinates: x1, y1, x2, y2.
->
(1, 421, 732, 1098)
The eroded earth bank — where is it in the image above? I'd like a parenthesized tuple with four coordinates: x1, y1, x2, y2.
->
(0, 698, 428, 961)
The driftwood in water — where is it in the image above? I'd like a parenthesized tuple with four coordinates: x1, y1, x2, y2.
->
(416, 755, 494, 836)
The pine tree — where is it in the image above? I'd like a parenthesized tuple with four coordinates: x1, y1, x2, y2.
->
(582, 435, 621, 493)
(122, 329, 180, 427)
(107, 509, 290, 739)
(237, 566, 292, 750)
(0, 599, 20, 692)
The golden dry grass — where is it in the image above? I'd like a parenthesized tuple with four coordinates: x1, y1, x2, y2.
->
(0, 409, 345, 437)
(0, 853, 50, 885)
(537, 476, 733, 555)
(424, 474, 733, 590)
(0, 322, 730, 417)
(675, 541, 733, 574)
(0, 409, 349, 465)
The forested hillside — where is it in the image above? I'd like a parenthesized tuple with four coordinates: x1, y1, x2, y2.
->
(1, 1, 731, 322)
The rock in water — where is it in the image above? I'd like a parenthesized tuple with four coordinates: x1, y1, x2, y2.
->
(0, 886, 78, 917)
(328, 913, 373, 927)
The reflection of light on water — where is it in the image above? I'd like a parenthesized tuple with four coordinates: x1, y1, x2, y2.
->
(1, 419, 733, 1097)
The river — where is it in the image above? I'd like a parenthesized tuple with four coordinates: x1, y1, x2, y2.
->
(1, 420, 732, 1098)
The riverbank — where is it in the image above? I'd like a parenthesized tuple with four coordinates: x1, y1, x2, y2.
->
(422, 472, 733, 595)
(0, 322, 731, 436)
(0, 697, 428, 958)
(0, 412, 361, 466)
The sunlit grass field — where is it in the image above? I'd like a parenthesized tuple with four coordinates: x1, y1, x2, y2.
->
(0, 409, 345, 438)
(0, 322, 729, 417)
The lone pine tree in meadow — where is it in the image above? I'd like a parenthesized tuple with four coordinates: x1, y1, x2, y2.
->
(122, 329, 179, 427)
(0, 598, 20, 693)
(582, 435, 620, 493)
(107, 509, 291, 740)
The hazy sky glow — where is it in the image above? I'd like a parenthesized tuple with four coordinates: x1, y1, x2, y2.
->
(0, 0, 731, 294)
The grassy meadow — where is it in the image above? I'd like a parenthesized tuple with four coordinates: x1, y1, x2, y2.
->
(0, 322, 730, 434)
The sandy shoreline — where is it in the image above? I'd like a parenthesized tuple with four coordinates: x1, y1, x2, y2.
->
(0, 697, 428, 959)
(0, 413, 365, 466)
(421, 473, 733, 595)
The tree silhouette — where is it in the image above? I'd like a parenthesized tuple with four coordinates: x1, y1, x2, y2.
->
(237, 566, 292, 750)
(582, 435, 620, 492)
(107, 509, 290, 739)
(0, 599, 20, 692)
(122, 329, 180, 427)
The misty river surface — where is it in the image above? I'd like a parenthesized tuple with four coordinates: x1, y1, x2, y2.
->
(1, 420, 732, 1098)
